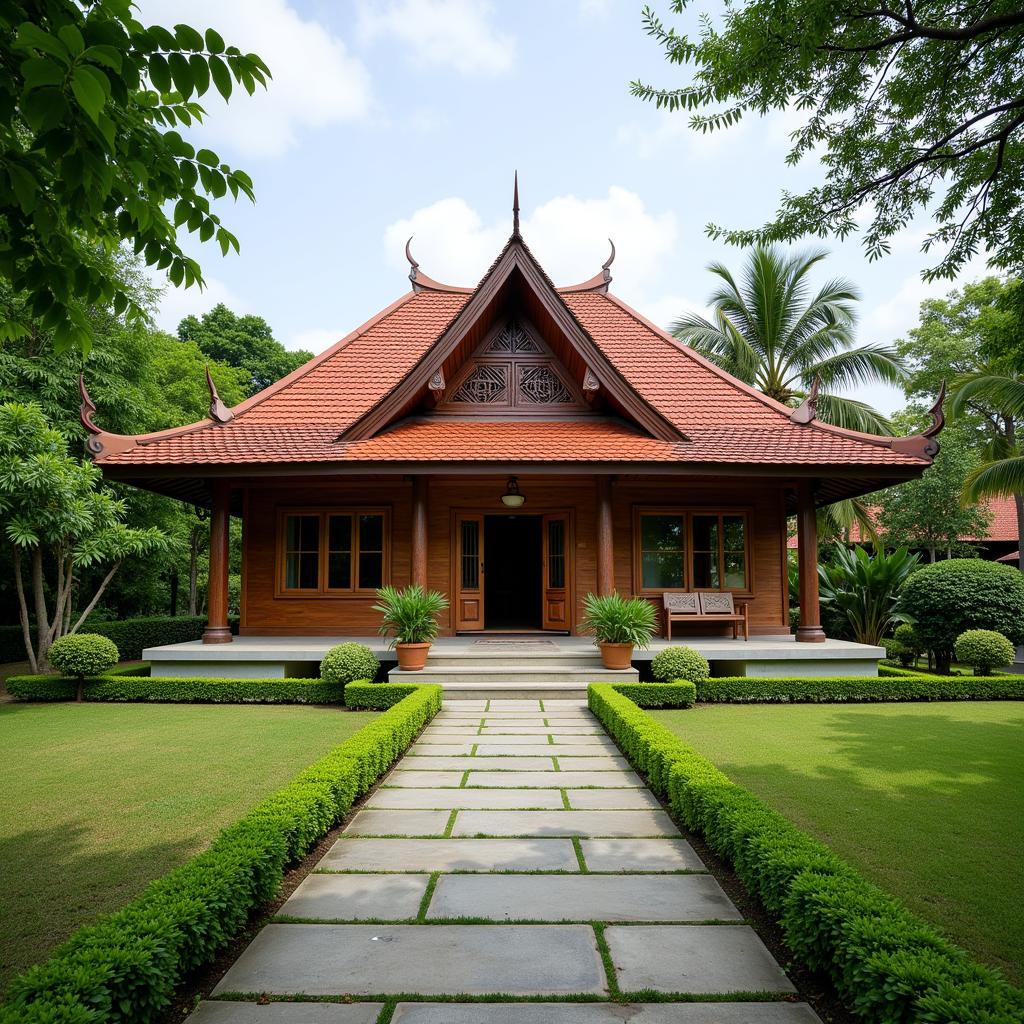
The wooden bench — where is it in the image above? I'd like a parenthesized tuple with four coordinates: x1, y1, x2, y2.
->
(663, 591, 750, 641)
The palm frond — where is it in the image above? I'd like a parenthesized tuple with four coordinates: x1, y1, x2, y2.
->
(963, 455, 1024, 502)
(808, 344, 906, 390)
(950, 374, 1024, 418)
(812, 393, 895, 434)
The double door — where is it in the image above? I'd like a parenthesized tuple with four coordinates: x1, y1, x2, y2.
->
(453, 512, 571, 632)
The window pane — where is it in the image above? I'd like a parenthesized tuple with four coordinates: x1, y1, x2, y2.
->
(642, 551, 684, 589)
(460, 520, 479, 589)
(284, 515, 319, 589)
(692, 515, 719, 552)
(298, 552, 319, 589)
(328, 551, 351, 589)
(328, 515, 352, 553)
(641, 514, 684, 551)
(548, 519, 565, 588)
(693, 551, 720, 589)
(359, 552, 383, 589)
(723, 515, 745, 551)
(724, 552, 746, 589)
(285, 553, 300, 589)
(359, 514, 383, 552)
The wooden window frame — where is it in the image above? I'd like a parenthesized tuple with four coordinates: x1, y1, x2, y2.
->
(632, 506, 753, 597)
(276, 507, 391, 599)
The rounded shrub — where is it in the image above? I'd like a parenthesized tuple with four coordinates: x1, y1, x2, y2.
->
(320, 642, 380, 685)
(48, 634, 120, 702)
(651, 646, 710, 684)
(953, 629, 1016, 676)
(899, 559, 1024, 673)
(893, 624, 921, 667)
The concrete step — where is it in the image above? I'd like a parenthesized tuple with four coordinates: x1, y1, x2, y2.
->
(418, 658, 610, 671)
(441, 683, 594, 700)
(390, 666, 638, 686)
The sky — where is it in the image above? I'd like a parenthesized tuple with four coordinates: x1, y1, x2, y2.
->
(138, 0, 993, 416)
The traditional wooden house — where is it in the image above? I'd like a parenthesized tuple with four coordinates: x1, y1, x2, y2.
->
(84, 187, 942, 683)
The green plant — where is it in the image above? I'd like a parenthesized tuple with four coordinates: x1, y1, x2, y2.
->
(954, 629, 1017, 676)
(899, 559, 1024, 673)
(47, 634, 119, 701)
(587, 683, 1024, 1024)
(651, 646, 710, 683)
(319, 642, 380, 685)
(817, 544, 920, 646)
(580, 592, 657, 647)
(0, 684, 441, 1023)
(609, 682, 696, 708)
(893, 623, 922, 668)
(373, 584, 449, 648)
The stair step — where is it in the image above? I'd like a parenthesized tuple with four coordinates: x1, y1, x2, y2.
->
(390, 668, 638, 685)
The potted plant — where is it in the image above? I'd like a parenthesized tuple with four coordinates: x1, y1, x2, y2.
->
(373, 584, 449, 670)
(581, 592, 657, 670)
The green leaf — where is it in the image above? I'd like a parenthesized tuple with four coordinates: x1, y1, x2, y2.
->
(20, 57, 65, 89)
(167, 52, 193, 100)
(56, 24, 85, 57)
(196, 148, 218, 166)
(208, 54, 231, 100)
(7, 163, 38, 213)
(15, 23, 71, 63)
(70, 67, 106, 123)
(205, 28, 225, 53)
(148, 53, 171, 92)
(174, 23, 205, 51)
(82, 45, 123, 72)
(189, 53, 210, 95)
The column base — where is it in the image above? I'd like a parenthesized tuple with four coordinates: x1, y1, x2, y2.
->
(796, 625, 827, 643)
(201, 626, 234, 645)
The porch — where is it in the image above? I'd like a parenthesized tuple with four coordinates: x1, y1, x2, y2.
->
(145, 633, 885, 697)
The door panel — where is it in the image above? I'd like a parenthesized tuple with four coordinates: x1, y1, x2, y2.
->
(542, 513, 571, 631)
(455, 514, 484, 630)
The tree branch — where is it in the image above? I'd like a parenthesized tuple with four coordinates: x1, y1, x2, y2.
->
(71, 561, 123, 636)
(12, 546, 37, 674)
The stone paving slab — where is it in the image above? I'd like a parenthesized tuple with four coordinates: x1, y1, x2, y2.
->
(345, 810, 450, 836)
(187, 1003, 383, 1023)
(479, 726, 604, 735)
(420, 727, 484, 736)
(605, 925, 797, 994)
(452, 809, 680, 838)
(277, 874, 430, 920)
(580, 838, 706, 873)
(319, 837, 580, 872)
(551, 755, 631, 771)
(471, 744, 617, 757)
(566, 789, 662, 810)
(400, 755, 558, 771)
(469, 734, 612, 747)
(467, 770, 642, 788)
(385, 770, 465, 787)
(409, 743, 476, 755)
(427, 873, 741, 922)
(390, 1003, 822, 1023)
(366, 788, 565, 810)
(213, 924, 606, 996)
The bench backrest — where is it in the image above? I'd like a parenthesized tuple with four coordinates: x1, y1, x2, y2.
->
(698, 591, 735, 614)
(662, 592, 699, 614)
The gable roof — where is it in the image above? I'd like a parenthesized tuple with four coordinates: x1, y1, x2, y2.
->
(88, 225, 938, 507)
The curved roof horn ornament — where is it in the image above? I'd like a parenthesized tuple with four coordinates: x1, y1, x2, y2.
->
(206, 367, 234, 423)
(602, 239, 616, 285)
(78, 374, 138, 459)
(405, 235, 419, 284)
(790, 375, 821, 425)
(891, 380, 946, 459)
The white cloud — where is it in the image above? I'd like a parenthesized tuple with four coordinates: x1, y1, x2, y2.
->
(151, 274, 243, 334)
(138, 0, 371, 157)
(357, 0, 515, 76)
(287, 327, 342, 354)
(385, 187, 677, 301)
(578, 0, 612, 17)
(640, 293, 710, 334)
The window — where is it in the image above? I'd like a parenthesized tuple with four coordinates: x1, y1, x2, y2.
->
(279, 509, 389, 595)
(635, 509, 749, 592)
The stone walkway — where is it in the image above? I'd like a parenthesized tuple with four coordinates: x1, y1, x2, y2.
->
(188, 699, 821, 1023)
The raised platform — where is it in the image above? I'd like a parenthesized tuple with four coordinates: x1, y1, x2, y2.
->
(144, 634, 885, 696)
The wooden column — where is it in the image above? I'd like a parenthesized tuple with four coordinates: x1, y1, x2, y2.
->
(596, 476, 614, 596)
(411, 475, 428, 588)
(796, 481, 826, 643)
(202, 481, 233, 644)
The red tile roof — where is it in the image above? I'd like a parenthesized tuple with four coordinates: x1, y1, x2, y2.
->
(95, 254, 931, 473)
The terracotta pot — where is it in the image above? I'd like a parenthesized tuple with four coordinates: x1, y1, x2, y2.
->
(396, 641, 431, 671)
(598, 641, 634, 670)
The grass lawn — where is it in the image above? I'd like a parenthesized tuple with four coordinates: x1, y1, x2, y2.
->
(0, 701, 376, 991)
(651, 701, 1024, 984)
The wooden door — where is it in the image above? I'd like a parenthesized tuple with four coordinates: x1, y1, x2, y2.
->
(542, 513, 571, 631)
(454, 513, 485, 630)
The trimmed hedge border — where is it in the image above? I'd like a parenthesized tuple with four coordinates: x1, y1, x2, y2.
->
(0, 683, 442, 1023)
(6, 675, 353, 705)
(588, 682, 1024, 1024)
(344, 681, 424, 710)
(604, 681, 696, 708)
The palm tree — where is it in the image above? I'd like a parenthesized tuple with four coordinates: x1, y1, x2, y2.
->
(951, 371, 1024, 573)
(673, 246, 904, 434)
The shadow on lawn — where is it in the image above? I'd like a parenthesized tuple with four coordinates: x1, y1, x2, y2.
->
(0, 816, 198, 994)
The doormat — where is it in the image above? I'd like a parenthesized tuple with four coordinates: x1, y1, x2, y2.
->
(473, 639, 558, 647)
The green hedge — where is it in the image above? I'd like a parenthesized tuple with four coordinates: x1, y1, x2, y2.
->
(344, 681, 424, 709)
(604, 682, 696, 707)
(695, 673, 1024, 703)
(6, 675, 351, 705)
(0, 683, 441, 1024)
(588, 683, 1024, 1024)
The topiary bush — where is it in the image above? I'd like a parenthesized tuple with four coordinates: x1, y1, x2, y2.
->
(651, 646, 710, 684)
(899, 559, 1024, 673)
(954, 629, 1016, 676)
(320, 642, 380, 685)
(893, 623, 921, 668)
(48, 634, 120, 701)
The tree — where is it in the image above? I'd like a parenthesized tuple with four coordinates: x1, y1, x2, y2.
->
(0, 402, 167, 671)
(876, 420, 993, 560)
(0, 1, 269, 352)
(178, 304, 312, 397)
(634, 2, 1024, 280)
(673, 245, 903, 432)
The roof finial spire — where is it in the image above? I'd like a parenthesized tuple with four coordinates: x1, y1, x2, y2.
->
(512, 170, 521, 239)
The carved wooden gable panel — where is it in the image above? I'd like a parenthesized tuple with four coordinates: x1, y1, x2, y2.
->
(436, 318, 592, 415)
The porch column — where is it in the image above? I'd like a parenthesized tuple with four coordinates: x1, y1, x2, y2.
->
(796, 481, 826, 643)
(202, 481, 233, 644)
(411, 475, 428, 588)
(596, 476, 614, 595)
